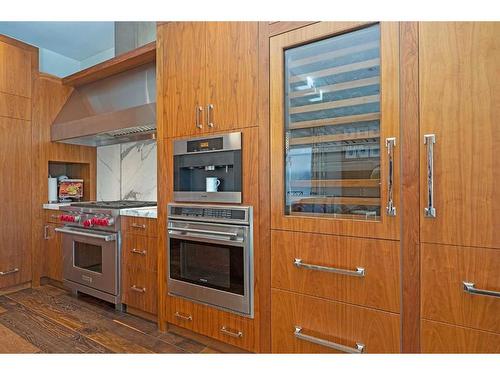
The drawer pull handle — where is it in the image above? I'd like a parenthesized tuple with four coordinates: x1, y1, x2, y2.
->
(131, 248, 147, 256)
(220, 326, 243, 338)
(294, 326, 365, 354)
(424, 134, 436, 218)
(131, 223, 146, 229)
(174, 311, 193, 321)
(463, 281, 500, 298)
(294, 258, 365, 277)
(130, 285, 146, 293)
(385, 137, 397, 216)
(0, 268, 19, 276)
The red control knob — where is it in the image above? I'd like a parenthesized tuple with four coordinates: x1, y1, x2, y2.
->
(83, 219, 92, 227)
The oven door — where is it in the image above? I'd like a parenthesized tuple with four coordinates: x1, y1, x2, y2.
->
(167, 220, 252, 316)
(57, 227, 119, 296)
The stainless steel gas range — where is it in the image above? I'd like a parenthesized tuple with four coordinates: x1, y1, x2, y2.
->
(56, 200, 156, 309)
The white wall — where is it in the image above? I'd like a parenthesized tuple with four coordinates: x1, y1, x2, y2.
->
(39, 48, 81, 77)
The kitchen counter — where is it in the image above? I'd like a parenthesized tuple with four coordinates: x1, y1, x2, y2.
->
(43, 202, 72, 210)
(119, 207, 157, 219)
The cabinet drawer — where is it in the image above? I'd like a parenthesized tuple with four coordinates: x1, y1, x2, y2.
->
(271, 230, 400, 312)
(271, 289, 400, 353)
(122, 234, 157, 272)
(122, 267, 157, 315)
(0, 256, 30, 289)
(44, 210, 62, 224)
(122, 216, 157, 237)
(167, 295, 256, 352)
(422, 319, 500, 353)
(421, 244, 500, 334)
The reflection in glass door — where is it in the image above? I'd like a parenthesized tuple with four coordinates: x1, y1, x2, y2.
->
(284, 24, 382, 221)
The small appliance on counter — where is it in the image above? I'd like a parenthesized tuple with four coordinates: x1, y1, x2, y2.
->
(58, 178, 84, 202)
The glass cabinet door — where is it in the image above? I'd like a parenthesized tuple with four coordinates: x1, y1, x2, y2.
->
(284, 24, 382, 220)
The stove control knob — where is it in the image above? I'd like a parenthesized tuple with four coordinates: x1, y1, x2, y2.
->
(103, 218, 114, 226)
(83, 219, 92, 227)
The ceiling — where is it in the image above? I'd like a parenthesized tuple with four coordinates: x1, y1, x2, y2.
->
(0, 21, 115, 60)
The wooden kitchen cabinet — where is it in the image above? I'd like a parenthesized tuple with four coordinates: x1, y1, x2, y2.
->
(0, 38, 33, 98)
(270, 22, 401, 240)
(43, 222, 63, 282)
(158, 22, 259, 138)
(419, 22, 500, 249)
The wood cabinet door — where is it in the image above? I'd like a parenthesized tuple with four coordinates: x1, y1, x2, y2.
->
(44, 224, 63, 281)
(0, 40, 32, 98)
(419, 22, 500, 248)
(270, 22, 400, 240)
(159, 22, 207, 138)
(205, 22, 259, 131)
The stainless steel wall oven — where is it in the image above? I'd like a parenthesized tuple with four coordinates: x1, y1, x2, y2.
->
(167, 203, 253, 317)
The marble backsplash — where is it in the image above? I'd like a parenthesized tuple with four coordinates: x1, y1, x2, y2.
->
(97, 139, 157, 202)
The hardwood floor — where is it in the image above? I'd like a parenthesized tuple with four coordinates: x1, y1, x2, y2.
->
(0, 285, 227, 354)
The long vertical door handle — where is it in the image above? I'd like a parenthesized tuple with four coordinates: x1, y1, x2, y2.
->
(195, 105, 203, 129)
(207, 104, 214, 128)
(385, 137, 396, 216)
(44, 225, 49, 240)
(424, 134, 436, 218)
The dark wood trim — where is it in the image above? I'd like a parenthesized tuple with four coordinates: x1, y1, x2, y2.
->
(399, 21, 420, 353)
(257, 21, 271, 353)
(269, 22, 319, 37)
(62, 41, 156, 87)
(0, 34, 38, 52)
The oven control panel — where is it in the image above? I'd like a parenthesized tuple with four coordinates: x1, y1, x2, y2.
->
(168, 204, 250, 224)
(59, 213, 114, 228)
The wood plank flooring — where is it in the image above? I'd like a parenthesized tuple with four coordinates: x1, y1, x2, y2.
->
(0, 285, 225, 354)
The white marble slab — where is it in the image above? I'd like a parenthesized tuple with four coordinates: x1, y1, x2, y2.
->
(121, 140, 157, 202)
(97, 144, 121, 201)
(119, 207, 157, 219)
(42, 203, 72, 210)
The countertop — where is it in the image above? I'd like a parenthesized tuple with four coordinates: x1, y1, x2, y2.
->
(119, 207, 157, 219)
(42, 202, 72, 210)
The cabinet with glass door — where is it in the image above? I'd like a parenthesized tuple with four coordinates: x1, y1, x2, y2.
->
(270, 22, 400, 240)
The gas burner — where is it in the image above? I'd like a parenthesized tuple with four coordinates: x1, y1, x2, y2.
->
(70, 200, 157, 210)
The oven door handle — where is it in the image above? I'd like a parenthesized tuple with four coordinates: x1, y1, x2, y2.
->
(168, 230, 244, 243)
(55, 227, 117, 242)
(168, 227, 241, 238)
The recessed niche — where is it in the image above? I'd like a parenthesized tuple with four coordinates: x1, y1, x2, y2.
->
(48, 161, 92, 202)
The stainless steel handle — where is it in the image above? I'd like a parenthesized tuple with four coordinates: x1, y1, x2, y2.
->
(174, 312, 193, 321)
(131, 248, 147, 256)
(424, 134, 436, 218)
(207, 104, 214, 128)
(0, 268, 19, 276)
(294, 258, 365, 277)
(220, 326, 243, 338)
(131, 223, 146, 229)
(54, 227, 116, 242)
(294, 326, 365, 354)
(195, 105, 203, 129)
(44, 225, 49, 240)
(169, 227, 240, 239)
(385, 137, 396, 216)
(130, 285, 146, 293)
(463, 281, 500, 298)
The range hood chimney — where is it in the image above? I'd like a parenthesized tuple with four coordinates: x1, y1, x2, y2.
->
(52, 22, 156, 147)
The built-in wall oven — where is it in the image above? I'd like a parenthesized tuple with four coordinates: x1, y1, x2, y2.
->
(173, 132, 242, 203)
(167, 203, 253, 317)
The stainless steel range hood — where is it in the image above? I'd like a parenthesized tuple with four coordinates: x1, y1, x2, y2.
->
(51, 62, 156, 147)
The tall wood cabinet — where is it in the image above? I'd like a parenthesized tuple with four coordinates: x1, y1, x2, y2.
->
(419, 22, 500, 353)
(158, 22, 258, 138)
(269, 22, 402, 353)
(0, 36, 37, 289)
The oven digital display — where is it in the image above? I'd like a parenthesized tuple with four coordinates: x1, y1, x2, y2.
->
(187, 137, 223, 152)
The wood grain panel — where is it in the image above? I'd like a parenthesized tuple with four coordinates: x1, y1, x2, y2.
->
(421, 319, 500, 353)
(122, 234, 158, 272)
(271, 289, 400, 353)
(0, 39, 32, 97)
(271, 230, 400, 312)
(399, 21, 421, 353)
(270, 22, 400, 240)
(0, 92, 31, 120)
(44, 209, 63, 224)
(62, 41, 155, 87)
(122, 267, 158, 315)
(158, 22, 206, 138)
(206, 22, 259, 131)
(269, 22, 319, 37)
(419, 22, 500, 248)
(167, 295, 257, 352)
(421, 243, 500, 334)
(122, 216, 158, 237)
(43, 223, 63, 282)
